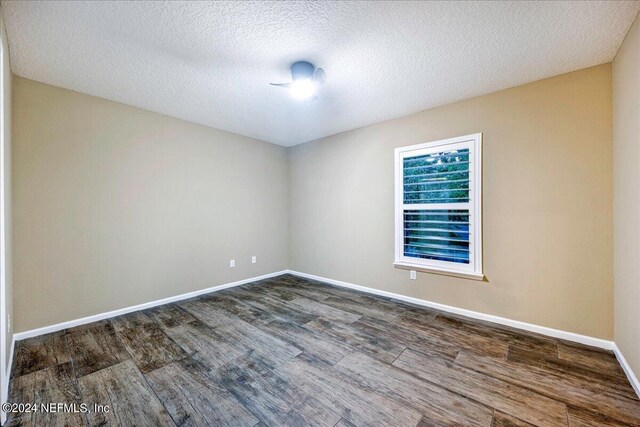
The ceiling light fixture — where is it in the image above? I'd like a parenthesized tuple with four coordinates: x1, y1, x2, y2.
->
(271, 61, 326, 100)
(290, 79, 317, 100)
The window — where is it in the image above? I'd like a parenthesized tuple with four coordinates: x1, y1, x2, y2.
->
(394, 133, 483, 279)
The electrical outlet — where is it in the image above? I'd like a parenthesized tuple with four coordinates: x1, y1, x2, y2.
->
(410, 270, 417, 280)
(251, 256, 257, 264)
(230, 259, 235, 268)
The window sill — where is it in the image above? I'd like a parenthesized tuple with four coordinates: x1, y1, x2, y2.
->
(393, 262, 485, 281)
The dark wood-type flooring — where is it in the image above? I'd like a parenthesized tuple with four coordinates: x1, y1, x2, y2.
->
(6, 274, 640, 426)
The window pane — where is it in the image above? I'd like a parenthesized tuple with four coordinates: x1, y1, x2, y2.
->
(403, 149, 470, 204)
(403, 209, 470, 264)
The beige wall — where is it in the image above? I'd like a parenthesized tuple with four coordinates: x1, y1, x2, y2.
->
(289, 64, 613, 339)
(12, 77, 288, 332)
(614, 13, 640, 380)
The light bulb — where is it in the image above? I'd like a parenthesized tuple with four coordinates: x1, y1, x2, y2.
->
(290, 79, 316, 100)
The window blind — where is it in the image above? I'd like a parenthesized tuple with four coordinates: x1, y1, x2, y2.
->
(403, 149, 471, 264)
(403, 209, 470, 263)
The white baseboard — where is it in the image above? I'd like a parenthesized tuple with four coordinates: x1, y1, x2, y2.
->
(286, 270, 615, 351)
(12, 269, 616, 351)
(613, 343, 640, 398)
(5, 268, 640, 403)
(13, 270, 288, 342)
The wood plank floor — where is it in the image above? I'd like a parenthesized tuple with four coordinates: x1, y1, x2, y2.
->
(6, 274, 640, 426)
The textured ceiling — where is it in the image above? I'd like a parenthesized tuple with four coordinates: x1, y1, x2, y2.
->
(2, 1, 639, 146)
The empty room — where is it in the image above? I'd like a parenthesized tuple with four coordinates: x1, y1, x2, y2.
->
(0, 1, 640, 426)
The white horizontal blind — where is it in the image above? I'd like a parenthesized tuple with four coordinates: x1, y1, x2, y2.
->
(395, 134, 482, 277)
(403, 209, 470, 263)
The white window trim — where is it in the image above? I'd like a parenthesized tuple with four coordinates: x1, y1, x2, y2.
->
(0, 25, 7, 425)
(394, 133, 483, 280)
